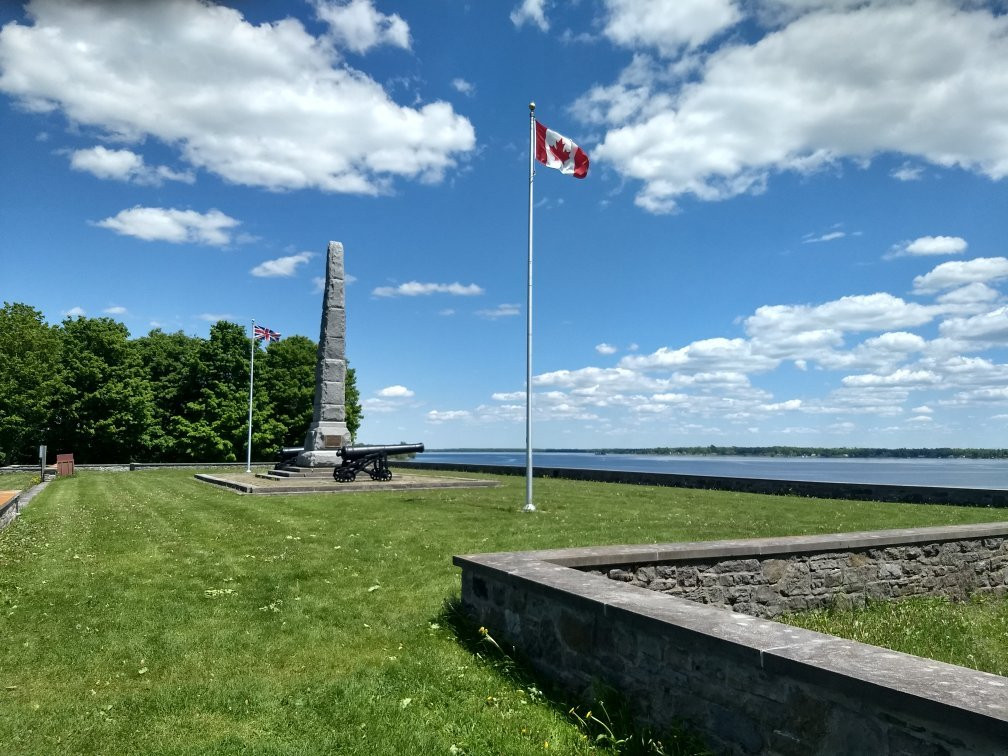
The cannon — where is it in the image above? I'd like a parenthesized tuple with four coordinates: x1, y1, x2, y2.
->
(276, 447, 303, 465)
(333, 443, 424, 482)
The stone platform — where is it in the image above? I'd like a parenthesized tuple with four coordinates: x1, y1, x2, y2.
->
(196, 470, 499, 495)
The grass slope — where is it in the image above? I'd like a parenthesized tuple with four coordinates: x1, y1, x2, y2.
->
(1, 470, 1005, 754)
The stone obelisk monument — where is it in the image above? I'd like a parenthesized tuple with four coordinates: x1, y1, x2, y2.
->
(297, 241, 350, 467)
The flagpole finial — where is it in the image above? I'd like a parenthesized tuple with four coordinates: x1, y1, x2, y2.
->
(529, 101, 535, 113)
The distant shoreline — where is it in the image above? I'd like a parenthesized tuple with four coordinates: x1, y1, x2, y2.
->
(429, 446, 1008, 460)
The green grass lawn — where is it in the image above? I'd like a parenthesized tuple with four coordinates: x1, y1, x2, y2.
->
(781, 595, 1008, 677)
(0, 472, 37, 492)
(1, 470, 1006, 755)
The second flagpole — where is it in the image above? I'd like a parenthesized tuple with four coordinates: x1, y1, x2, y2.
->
(524, 102, 536, 512)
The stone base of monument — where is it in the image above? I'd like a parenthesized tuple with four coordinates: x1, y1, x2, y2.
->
(293, 450, 344, 468)
(261, 465, 335, 480)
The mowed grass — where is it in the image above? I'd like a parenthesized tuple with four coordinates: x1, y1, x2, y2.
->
(1, 472, 37, 493)
(1, 470, 1007, 755)
(782, 595, 1008, 677)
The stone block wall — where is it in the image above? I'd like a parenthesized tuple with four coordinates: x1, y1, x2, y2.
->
(455, 523, 1008, 755)
(598, 537, 1008, 618)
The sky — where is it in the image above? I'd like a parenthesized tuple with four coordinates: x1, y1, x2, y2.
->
(3, 0, 1008, 450)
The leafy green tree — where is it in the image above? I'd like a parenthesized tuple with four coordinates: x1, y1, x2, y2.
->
(132, 328, 201, 461)
(258, 335, 315, 450)
(50, 316, 154, 462)
(170, 321, 257, 462)
(0, 303, 65, 465)
(345, 361, 362, 442)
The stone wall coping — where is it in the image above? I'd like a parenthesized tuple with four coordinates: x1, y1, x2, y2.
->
(454, 524, 1008, 736)
(460, 520, 1008, 569)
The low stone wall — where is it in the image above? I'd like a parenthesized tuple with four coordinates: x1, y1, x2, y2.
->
(597, 534, 1008, 619)
(455, 523, 1008, 755)
(398, 460, 1008, 506)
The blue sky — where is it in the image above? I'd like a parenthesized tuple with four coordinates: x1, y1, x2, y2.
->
(3, 0, 1008, 449)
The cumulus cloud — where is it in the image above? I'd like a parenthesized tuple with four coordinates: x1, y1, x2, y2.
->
(889, 235, 968, 258)
(94, 206, 241, 245)
(510, 0, 549, 30)
(427, 409, 471, 423)
(103, 305, 127, 315)
(913, 257, 1008, 294)
(251, 252, 313, 277)
(891, 162, 924, 181)
(936, 282, 1000, 306)
(939, 306, 1008, 343)
(602, 0, 740, 54)
(64, 306, 85, 318)
(372, 281, 484, 297)
(313, 0, 410, 54)
(620, 337, 779, 374)
(69, 146, 193, 185)
(378, 385, 415, 398)
(588, 2, 1008, 212)
(746, 294, 936, 342)
(0, 0, 473, 195)
(451, 78, 475, 96)
(595, 342, 618, 355)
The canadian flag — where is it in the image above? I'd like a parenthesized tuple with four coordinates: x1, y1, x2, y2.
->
(535, 121, 589, 178)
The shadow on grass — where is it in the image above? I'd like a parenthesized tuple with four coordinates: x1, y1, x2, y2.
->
(437, 596, 711, 756)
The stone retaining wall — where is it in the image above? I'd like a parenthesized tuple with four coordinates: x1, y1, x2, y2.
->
(598, 536, 1008, 618)
(397, 460, 1008, 506)
(455, 523, 1008, 755)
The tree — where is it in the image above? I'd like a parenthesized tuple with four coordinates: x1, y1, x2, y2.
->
(258, 335, 315, 450)
(132, 328, 201, 461)
(345, 360, 362, 442)
(50, 316, 154, 462)
(0, 303, 65, 465)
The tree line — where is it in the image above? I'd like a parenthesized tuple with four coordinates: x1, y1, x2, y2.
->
(590, 445, 1008, 459)
(0, 302, 361, 465)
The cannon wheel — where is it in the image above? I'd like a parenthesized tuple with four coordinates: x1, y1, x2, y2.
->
(334, 467, 356, 482)
(370, 468, 393, 481)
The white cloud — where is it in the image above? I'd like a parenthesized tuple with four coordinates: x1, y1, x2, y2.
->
(913, 257, 1008, 294)
(427, 409, 472, 423)
(313, 0, 411, 54)
(510, 0, 549, 31)
(69, 146, 193, 185)
(936, 282, 1000, 306)
(841, 368, 941, 388)
(595, 342, 618, 355)
(0, 1, 473, 195)
(103, 305, 127, 315)
(602, 0, 740, 54)
(378, 385, 414, 398)
(476, 304, 521, 319)
(746, 293, 936, 341)
(251, 252, 313, 277)
(621, 337, 778, 374)
(939, 306, 1008, 343)
(912, 405, 933, 414)
(451, 78, 475, 97)
(372, 281, 484, 297)
(590, 2, 1008, 212)
(890, 235, 968, 258)
(438, 308, 455, 316)
(891, 162, 924, 181)
(64, 306, 85, 318)
(803, 230, 845, 244)
(94, 206, 240, 246)
(312, 276, 326, 293)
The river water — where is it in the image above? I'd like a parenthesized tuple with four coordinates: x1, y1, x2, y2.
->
(414, 451, 1008, 490)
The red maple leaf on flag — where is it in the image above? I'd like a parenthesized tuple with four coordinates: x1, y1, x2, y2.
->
(549, 138, 570, 164)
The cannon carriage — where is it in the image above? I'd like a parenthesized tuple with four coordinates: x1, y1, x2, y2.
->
(333, 443, 424, 482)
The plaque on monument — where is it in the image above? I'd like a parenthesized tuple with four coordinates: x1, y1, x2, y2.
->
(296, 241, 351, 467)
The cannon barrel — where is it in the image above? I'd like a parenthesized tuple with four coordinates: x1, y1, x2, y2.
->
(339, 443, 424, 461)
(277, 446, 304, 463)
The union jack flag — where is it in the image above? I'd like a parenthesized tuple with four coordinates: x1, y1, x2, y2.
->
(253, 324, 280, 342)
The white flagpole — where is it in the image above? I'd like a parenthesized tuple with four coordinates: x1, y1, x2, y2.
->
(524, 103, 536, 512)
(246, 319, 255, 474)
